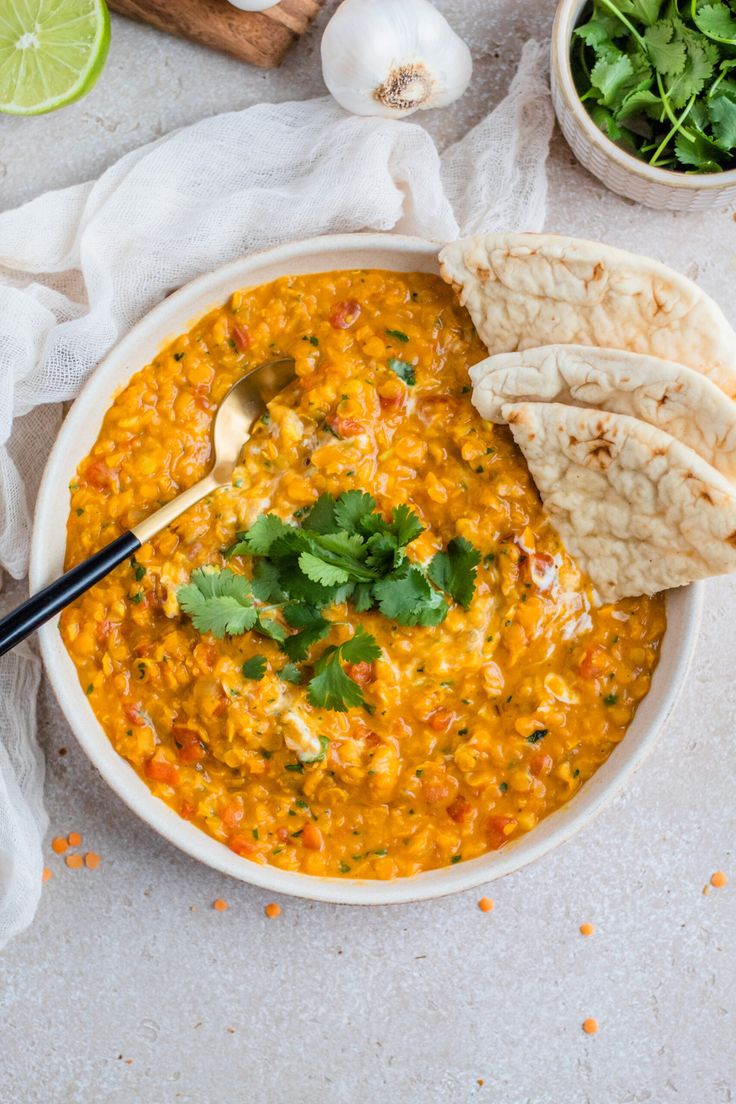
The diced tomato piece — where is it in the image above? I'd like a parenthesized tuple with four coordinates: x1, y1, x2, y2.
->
(229, 834, 256, 857)
(172, 724, 206, 763)
(180, 801, 195, 821)
(328, 299, 361, 329)
(429, 708, 454, 732)
(276, 826, 289, 843)
(346, 661, 375, 687)
(579, 645, 606, 679)
(379, 393, 405, 413)
(145, 757, 179, 785)
(530, 752, 553, 777)
(446, 796, 472, 824)
(220, 801, 244, 830)
(486, 814, 516, 850)
(85, 458, 115, 488)
(422, 768, 457, 804)
(123, 703, 147, 727)
(530, 552, 557, 591)
(301, 822, 323, 850)
(327, 415, 364, 438)
(232, 324, 250, 353)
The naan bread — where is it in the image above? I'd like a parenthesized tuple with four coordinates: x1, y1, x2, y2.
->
(470, 344, 736, 482)
(440, 233, 736, 398)
(503, 402, 736, 603)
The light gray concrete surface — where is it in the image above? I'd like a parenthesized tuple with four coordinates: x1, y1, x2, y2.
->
(1, 3, 734, 1102)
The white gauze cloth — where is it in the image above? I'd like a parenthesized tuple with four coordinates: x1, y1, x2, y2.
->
(0, 41, 553, 947)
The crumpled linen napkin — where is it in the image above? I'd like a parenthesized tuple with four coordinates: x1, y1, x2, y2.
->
(0, 41, 553, 948)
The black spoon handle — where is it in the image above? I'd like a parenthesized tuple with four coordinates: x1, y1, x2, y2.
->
(0, 531, 141, 658)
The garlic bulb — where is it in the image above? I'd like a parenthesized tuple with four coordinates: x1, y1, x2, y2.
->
(226, 0, 278, 11)
(321, 0, 472, 119)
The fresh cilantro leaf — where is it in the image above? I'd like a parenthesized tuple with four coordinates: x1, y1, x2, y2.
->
(281, 606, 331, 662)
(242, 655, 267, 680)
(298, 551, 351, 587)
(616, 87, 663, 119)
(527, 728, 549, 743)
(177, 567, 258, 638)
(255, 616, 287, 644)
(385, 328, 409, 342)
(339, 626, 382, 666)
(303, 493, 337, 534)
(694, 2, 736, 43)
(387, 358, 416, 386)
(237, 513, 292, 555)
(278, 663, 303, 684)
(388, 504, 424, 547)
(428, 537, 481, 610)
(250, 559, 284, 602)
(589, 103, 642, 149)
(307, 629, 380, 712)
(666, 32, 717, 107)
(616, 0, 663, 26)
(590, 53, 636, 105)
(373, 566, 449, 627)
(333, 490, 377, 534)
(644, 19, 687, 75)
(352, 581, 376, 612)
(708, 93, 736, 147)
(574, 16, 621, 53)
(674, 129, 724, 168)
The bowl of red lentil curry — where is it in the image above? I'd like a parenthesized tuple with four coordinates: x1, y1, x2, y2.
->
(31, 235, 702, 904)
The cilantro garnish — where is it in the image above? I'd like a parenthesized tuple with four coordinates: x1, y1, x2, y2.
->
(387, 358, 416, 386)
(177, 567, 257, 638)
(242, 655, 267, 680)
(178, 491, 481, 710)
(428, 538, 481, 611)
(307, 628, 382, 712)
(385, 328, 409, 343)
(527, 729, 549, 744)
(572, 0, 736, 171)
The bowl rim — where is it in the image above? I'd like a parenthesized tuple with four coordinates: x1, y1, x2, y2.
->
(31, 231, 703, 905)
(551, 0, 736, 190)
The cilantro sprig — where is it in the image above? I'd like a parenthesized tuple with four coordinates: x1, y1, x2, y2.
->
(178, 491, 481, 712)
(573, 0, 736, 171)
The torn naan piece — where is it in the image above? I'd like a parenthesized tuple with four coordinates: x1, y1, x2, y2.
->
(502, 401, 736, 603)
(470, 344, 736, 482)
(439, 233, 736, 398)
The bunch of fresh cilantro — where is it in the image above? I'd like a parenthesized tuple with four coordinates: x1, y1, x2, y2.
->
(176, 491, 480, 712)
(572, 0, 736, 171)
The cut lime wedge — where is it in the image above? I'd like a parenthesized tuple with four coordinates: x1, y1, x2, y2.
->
(0, 0, 110, 116)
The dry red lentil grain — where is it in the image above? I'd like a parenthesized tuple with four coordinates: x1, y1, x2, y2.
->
(264, 902, 281, 919)
(582, 1018, 599, 1035)
(212, 898, 229, 911)
(84, 852, 101, 869)
(65, 854, 83, 869)
(478, 897, 494, 913)
(67, 832, 83, 847)
(51, 837, 68, 854)
(711, 871, 728, 888)
(580, 922, 595, 936)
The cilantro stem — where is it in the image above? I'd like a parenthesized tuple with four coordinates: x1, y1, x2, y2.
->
(649, 94, 697, 164)
(656, 73, 696, 142)
(596, 0, 647, 51)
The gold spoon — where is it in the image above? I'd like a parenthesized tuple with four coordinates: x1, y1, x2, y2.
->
(0, 356, 296, 657)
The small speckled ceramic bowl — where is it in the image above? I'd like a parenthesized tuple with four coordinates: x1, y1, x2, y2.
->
(31, 234, 703, 905)
(551, 0, 736, 211)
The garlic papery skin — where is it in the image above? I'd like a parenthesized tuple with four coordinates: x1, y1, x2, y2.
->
(320, 0, 473, 119)
(226, 0, 278, 11)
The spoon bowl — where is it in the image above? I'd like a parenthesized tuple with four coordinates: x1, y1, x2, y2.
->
(0, 355, 296, 655)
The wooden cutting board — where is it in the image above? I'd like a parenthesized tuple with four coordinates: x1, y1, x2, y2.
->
(109, 0, 326, 69)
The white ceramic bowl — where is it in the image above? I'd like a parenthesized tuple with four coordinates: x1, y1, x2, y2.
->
(31, 233, 703, 904)
(551, 0, 736, 211)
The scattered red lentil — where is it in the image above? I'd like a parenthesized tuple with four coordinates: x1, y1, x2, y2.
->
(212, 898, 229, 911)
(477, 1079, 485, 1087)
(582, 1018, 599, 1035)
(580, 922, 596, 937)
(264, 902, 281, 919)
(51, 836, 68, 854)
(67, 832, 83, 847)
(84, 852, 101, 869)
(478, 897, 494, 913)
(42, 867, 53, 883)
(65, 854, 84, 869)
(711, 871, 728, 888)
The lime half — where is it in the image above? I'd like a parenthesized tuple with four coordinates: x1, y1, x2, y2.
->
(0, 0, 110, 116)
